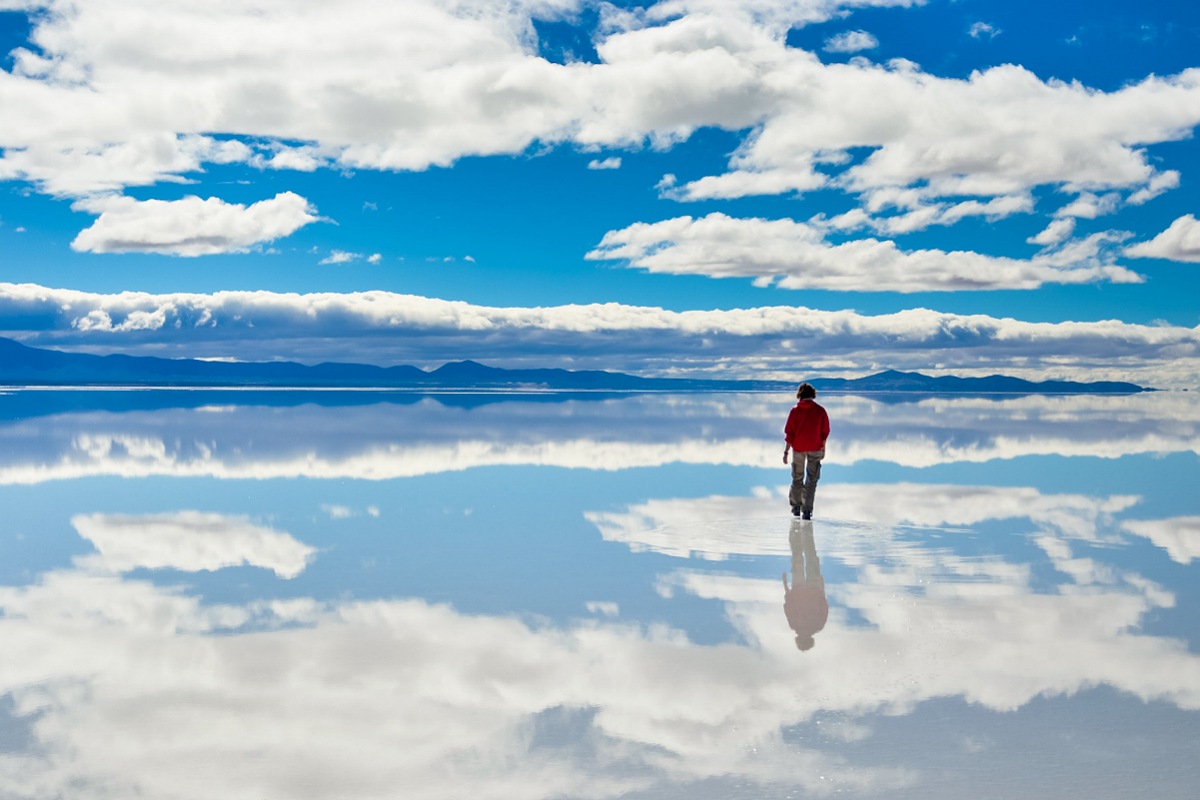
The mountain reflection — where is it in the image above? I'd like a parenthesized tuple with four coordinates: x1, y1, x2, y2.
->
(0, 391, 1196, 483)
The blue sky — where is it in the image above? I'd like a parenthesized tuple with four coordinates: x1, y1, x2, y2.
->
(0, 0, 1198, 385)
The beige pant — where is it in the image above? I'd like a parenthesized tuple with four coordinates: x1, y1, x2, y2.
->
(788, 449, 824, 514)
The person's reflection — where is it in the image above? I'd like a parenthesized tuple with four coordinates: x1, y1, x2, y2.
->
(783, 519, 827, 651)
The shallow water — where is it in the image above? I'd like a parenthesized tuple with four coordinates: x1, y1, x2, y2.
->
(1, 390, 1197, 798)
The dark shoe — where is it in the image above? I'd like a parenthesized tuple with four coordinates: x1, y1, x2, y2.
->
(791, 506, 802, 517)
(801, 511, 812, 520)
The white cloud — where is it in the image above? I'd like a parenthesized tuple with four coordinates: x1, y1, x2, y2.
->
(586, 601, 620, 616)
(663, 60, 1200, 213)
(823, 30, 879, 53)
(587, 156, 622, 169)
(320, 250, 361, 265)
(367, 253, 382, 264)
(1028, 217, 1076, 246)
(2, 281, 1197, 385)
(1055, 192, 1122, 220)
(836, 189, 1036, 235)
(0, 133, 254, 198)
(72, 510, 315, 578)
(321, 504, 356, 519)
(1122, 516, 1200, 564)
(968, 22, 1000, 40)
(1128, 170, 1180, 205)
(0, 0, 1192, 237)
(70, 192, 319, 256)
(588, 213, 1143, 292)
(587, 484, 1140, 561)
(1125, 214, 1200, 263)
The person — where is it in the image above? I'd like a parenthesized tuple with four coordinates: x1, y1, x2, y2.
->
(783, 519, 827, 651)
(783, 382, 830, 519)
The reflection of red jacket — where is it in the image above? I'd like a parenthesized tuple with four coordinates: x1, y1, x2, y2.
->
(784, 399, 830, 452)
(783, 584, 828, 638)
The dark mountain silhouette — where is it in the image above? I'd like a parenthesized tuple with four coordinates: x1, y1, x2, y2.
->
(807, 369, 1148, 395)
(0, 337, 1149, 393)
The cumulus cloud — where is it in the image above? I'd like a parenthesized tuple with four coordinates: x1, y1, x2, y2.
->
(823, 30, 879, 53)
(1125, 214, 1200, 263)
(0, 0, 1194, 236)
(587, 156, 622, 169)
(588, 213, 1143, 291)
(72, 510, 316, 578)
(1122, 516, 1200, 564)
(70, 192, 319, 256)
(1, 281, 1197, 385)
(661, 60, 1200, 213)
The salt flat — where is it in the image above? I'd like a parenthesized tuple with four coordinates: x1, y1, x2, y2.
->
(0, 391, 1196, 799)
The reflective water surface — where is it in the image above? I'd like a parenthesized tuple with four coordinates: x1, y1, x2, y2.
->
(1, 390, 1197, 798)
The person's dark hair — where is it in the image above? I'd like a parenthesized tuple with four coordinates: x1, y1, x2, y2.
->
(797, 383, 817, 400)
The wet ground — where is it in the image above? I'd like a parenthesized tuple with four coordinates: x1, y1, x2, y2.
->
(1, 390, 1197, 798)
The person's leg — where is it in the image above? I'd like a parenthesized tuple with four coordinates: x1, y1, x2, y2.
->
(789, 456, 805, 513)
(802, 451, 823, 516)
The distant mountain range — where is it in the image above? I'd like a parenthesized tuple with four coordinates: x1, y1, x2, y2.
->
(807, 369, 1149, 394)
(0, 337, 1149, 394)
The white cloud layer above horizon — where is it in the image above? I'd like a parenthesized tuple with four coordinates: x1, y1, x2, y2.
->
(1, 281, 1198, 385)
(0, 0, 1198, 255)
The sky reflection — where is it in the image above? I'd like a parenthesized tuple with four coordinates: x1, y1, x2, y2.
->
(1, 392, 1197, 798)
(0, 390, 1196, 483)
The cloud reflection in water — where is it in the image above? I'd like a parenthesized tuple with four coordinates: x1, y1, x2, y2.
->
(0, 391, 1196, 483)
(0, 390, 1197, 798)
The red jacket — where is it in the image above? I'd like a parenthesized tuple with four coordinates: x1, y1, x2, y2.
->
(784, 399, 830, 452)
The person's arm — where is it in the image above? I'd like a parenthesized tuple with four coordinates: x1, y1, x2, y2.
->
(783, 408, 794, 463)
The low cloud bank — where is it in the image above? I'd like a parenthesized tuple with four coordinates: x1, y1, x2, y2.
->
(2, 282, 1196, 386)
